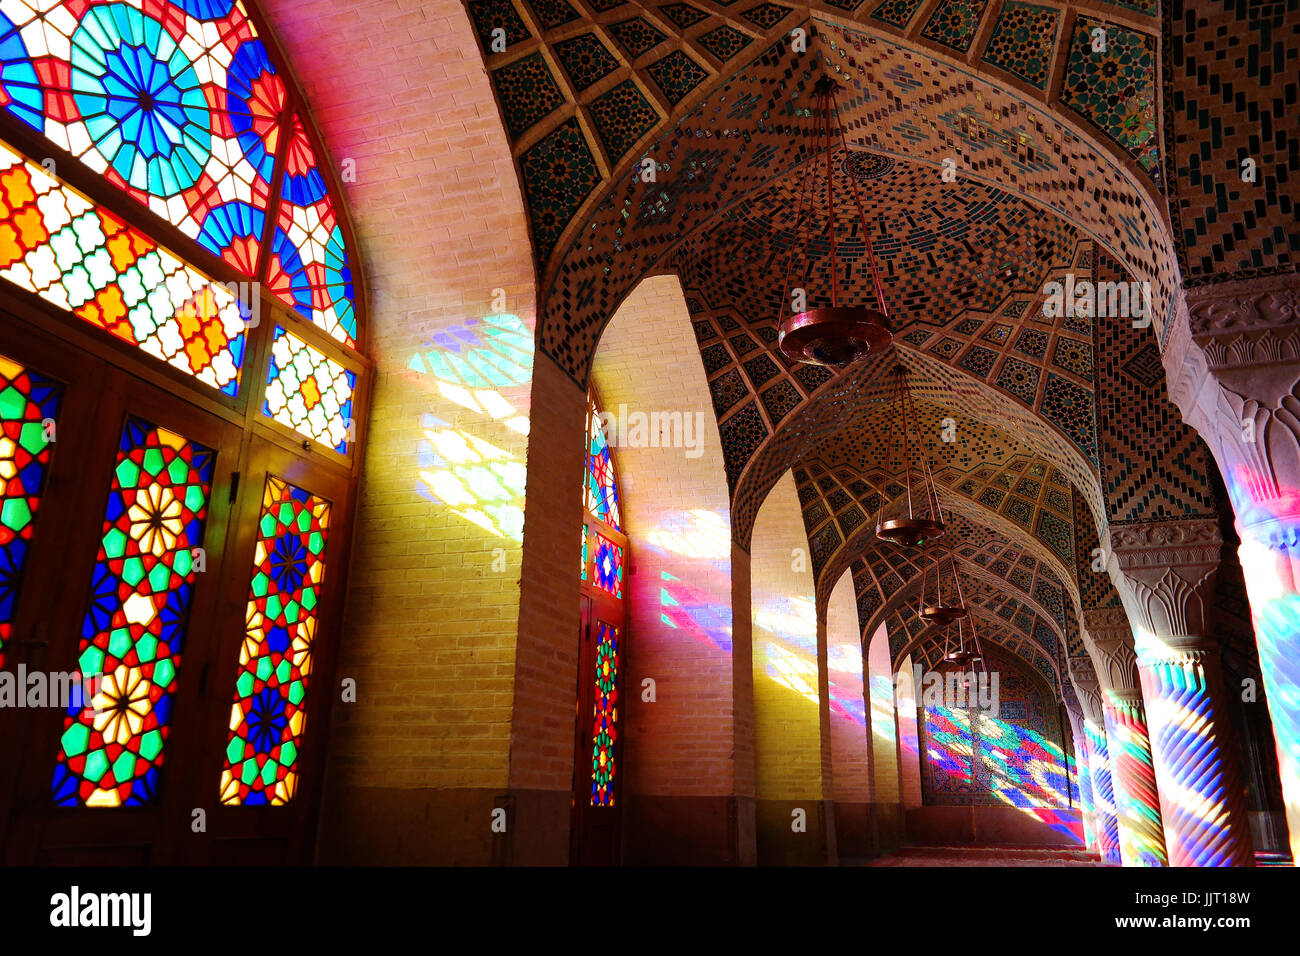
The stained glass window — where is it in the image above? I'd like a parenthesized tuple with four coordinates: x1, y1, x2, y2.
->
(53, 417, 215, 807)
(221, 475, 331, 806)
(580, 523, 588, 580)
(0, 0, 286, 265)
(0, 141, 248, 393)
(0, 352, 60, 665)
(592, 531, 623, 599)
(267, 115, 355, 348)
(263, 326, 355, 453)
(584, 397, 620, 531)
(589, 620, 618, 806)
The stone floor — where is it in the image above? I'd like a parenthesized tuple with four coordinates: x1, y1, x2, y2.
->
(855, 845, 1106, 866)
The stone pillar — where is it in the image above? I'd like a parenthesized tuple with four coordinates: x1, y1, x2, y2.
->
(1085, 609, 1167, 866)
(1064, 693, 1097, 851)
(1110, 520, 1255, 866)
(1166, 273, 1300, 862)
(1069, 655, 1120, 864)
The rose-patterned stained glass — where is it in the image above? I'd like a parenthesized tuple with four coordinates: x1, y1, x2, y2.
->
(266, 114, 355, 348)
(0, 0, 287, 270)
(584, 397, 619, 531)
(588, 620, 618, 806)
(0, 141, 247, 394)
(52, 416, 215, 807)
(263, 326, 355, 453)
(0, 352, 60, 665)
(592, 530, 622, 599)
(221, 475, 330, 806)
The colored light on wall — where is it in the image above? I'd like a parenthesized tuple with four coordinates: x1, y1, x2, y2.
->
(659, 570, 733, 653)
(0, 352, 61, 665)
(828, 641, 866, 726)
(411, 313, 533, 542)
(263, 326, 355, 452)
(756, 594, 819, 704)
(643, 508, 728, 560)
(220, 476, 331, 806)
(0, 142, 247, 394)
(1087, 721, 1122, 864)
(53, 417, 214, 807)
(407, 314, 533, 389)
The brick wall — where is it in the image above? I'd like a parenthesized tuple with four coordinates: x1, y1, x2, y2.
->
(260, 0, 541, 863)
(897, 653, 924, 810)
(591, 276, 735, 796)
(827, 571, 870, 804)
(751, 472, 825, 802)
(867, 623, 897, 804)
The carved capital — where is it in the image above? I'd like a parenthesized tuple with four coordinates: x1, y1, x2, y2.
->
(1108, 519, 1221, 640)
(1108, 518, 1222, 570)
(1082, 617, 1142, 696)
(1134, 632, 1217, 668)
(1186, 273, 1300, 348)
(1068, 655, 1105, 726)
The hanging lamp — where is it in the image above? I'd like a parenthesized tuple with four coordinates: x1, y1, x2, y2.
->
(940, 614, 986, 671)
(875, 364, 946, 547)
(776, 76, 893, 368)
(918, 537, 968, 626)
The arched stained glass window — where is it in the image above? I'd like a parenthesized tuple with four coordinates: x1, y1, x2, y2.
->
(584, 394, 620, 533)
(574, 390, 626, 864)
(0, 0, 365, 863)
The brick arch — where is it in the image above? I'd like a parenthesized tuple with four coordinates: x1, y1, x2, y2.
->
(528, 14, 1175, 385)
(848, 531, 1068, 685)
(886, 602, 1062, 692)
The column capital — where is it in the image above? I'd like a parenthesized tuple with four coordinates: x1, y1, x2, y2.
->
(1080, 608, 1143, 696)
(1108, 518, 1222, 571)
(1067, 654, 1105, 726)
(1107, 518, 1221, 642)
(1133, 632, 1218, 667)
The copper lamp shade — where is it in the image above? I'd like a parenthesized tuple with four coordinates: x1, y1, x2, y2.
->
(875, 365, 946, 547)
(921, 602, 968, 626)
(778, 306, 892, 368)
(877, 516, 945, 548)
(943, 648, 976, 667)
(774, 76, 893, 368)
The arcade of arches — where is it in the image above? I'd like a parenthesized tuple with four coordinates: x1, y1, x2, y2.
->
(0, 0, 1295, 868)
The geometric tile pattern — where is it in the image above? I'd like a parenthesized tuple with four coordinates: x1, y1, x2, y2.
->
(1060, 17, 1160, 178)
(647, 50, 709, 105)
(589, 80, 661, 162)
(491, 53, 565, 137)
(869, 0, 926, 29)
(1164, 0, 1300, 283)
(520, 119, 602, 263)
(609, 17, 667, 59)
(1091, 249, 1217, 524)
(554, 33, 620, 92)
(982, 2, 1060, 90)
(920, 0, 990, 53)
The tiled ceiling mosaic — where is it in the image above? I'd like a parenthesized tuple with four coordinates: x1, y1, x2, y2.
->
(1164, 0, 1300, 286)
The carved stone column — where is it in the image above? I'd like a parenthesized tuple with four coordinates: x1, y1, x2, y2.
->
(1069, 655, 1119, 864)
(1166, 273, 1300, 861)
(1110, 520, 1254, 867)
(1084, 607, 1167, 867)
(1063, 691, 1097, 852)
